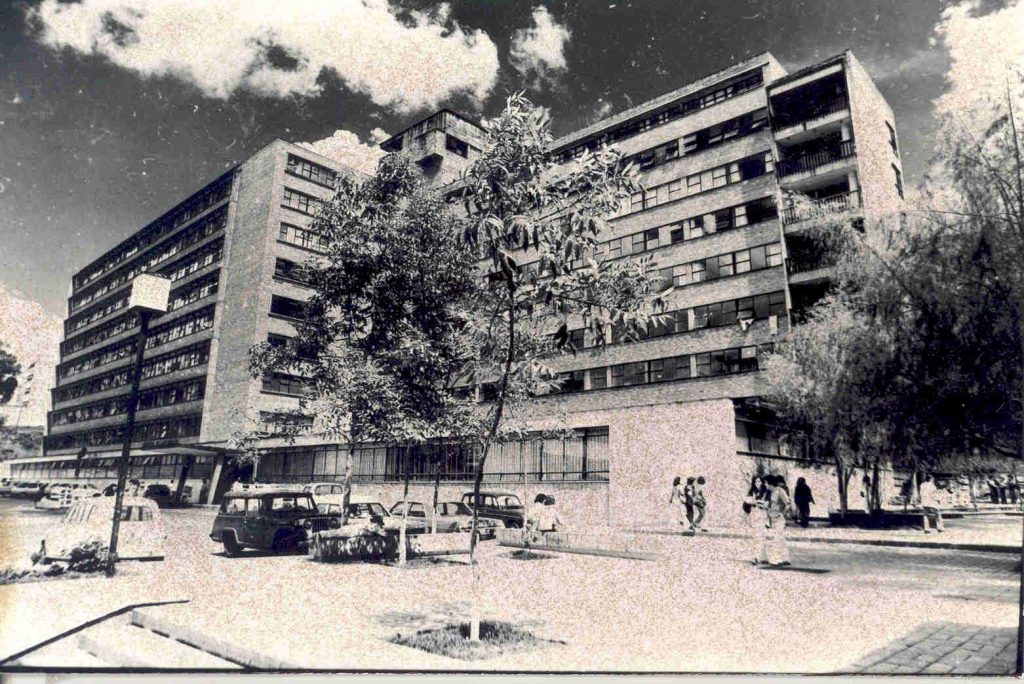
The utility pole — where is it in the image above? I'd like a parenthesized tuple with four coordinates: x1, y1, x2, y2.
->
(105, 275, 170, 577)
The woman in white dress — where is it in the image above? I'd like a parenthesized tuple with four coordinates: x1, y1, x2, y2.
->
(758, 475, 792, 566)
(668, 476, 688, 528)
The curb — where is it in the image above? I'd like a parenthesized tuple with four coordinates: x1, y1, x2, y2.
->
(628, 528, 1021, 555)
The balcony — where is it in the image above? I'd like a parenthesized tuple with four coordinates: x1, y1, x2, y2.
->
(777, 140, 856, 180)
(786, 255, 836, 286)
(782, 190, 861, 227)
(772, 98, 850, 143)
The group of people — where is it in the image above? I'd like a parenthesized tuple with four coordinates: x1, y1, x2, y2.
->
(669, 476, 708, 532)
(743, 474, 805, 566)
(524, 493, 564, 539)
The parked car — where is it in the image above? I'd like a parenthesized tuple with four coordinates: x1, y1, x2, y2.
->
(389, 500, 502, 538)
(12, 481, 45, 500)
(210, 489, 343, 556)
(303, 482, 347, 506)
(142, 484, 176, 507)
(35, 483, 100, 511)
(38, 496, 166, 562)
(461, 490, 525, 528)
(0, 478, 11, 496)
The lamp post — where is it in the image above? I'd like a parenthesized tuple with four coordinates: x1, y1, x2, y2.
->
(105, 274, 170, 577)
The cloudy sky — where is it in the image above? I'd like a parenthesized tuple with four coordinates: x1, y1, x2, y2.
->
(1, 0, 1022, 319)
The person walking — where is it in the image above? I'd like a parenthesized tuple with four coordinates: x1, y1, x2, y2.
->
(683, 477, 697, 531)
(918, 474, 944, 534)
(793, 477, 814, 528)
(668, 477, 688, 528)
(692, 476, 708, 531)
(758, 475, 792, 566)
(744, 475, 769, 564)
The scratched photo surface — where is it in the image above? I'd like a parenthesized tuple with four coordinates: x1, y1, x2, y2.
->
(0, 0, 1022, 675)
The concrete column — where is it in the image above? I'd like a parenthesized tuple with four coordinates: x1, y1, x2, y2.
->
(206, 454, 224, 504)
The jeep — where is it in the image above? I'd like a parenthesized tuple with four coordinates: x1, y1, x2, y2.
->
(209, 490, 341, 556)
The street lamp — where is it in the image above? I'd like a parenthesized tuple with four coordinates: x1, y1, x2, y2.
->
(105, 274, 171, 577)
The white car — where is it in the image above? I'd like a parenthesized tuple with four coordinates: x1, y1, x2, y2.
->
(303, 482, 348, 507)
(39, 496, 167, 562)
(35, 483, 99, 511)
(0, 478, 12, 496)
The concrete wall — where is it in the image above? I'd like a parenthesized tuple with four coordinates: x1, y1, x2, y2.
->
(845, 52, 904, 219)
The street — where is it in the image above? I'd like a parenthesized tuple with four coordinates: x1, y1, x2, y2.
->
(0, 498, 1019, 672)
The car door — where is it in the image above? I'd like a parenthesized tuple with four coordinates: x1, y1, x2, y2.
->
(241, 498, 266, 545)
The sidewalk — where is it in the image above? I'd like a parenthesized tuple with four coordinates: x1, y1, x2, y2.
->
(628, 518, 1022, 554)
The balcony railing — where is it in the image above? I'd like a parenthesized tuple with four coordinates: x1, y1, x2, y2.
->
(782, 190, 861, 225)
(777, 140, 856, 178)
(773, 97, 850, 133)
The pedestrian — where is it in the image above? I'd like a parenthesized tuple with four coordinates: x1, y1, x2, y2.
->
(199, 477, 210, 505)
(668, 476, 687, 528)
(988, 477, 1000, 504)
(793, 477, 814, 528)
(918, 474, 944, 534)
(692, 476, 708, 531)
(743, 475, 769, 564)
(1010, 477, 1020, 505)
(758, 475, 792, 566)
(998, 476, 1009, 504)
(683, 477, 697, 531)
(525, 493, 548, 543)
(542, 494, 564, 533)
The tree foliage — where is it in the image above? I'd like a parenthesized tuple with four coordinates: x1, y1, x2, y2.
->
(0, 342, 20, 407)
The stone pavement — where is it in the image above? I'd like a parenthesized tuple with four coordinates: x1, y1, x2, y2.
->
(846, 621, 1017, 675)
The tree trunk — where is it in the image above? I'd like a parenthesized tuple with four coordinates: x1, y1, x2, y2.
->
(432, 464, 440, 535)
(399, 447, 410, 566)
(836, 462, 849, 520)
(870, 457, 882, 517)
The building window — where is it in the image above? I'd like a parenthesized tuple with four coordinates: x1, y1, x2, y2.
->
(261, 372, 308, 396)
(270, 295, 306, 320)
(886, 122, 899, 157)
(286, 154, 337, 187)
(274, 258, 310, 284)
(282, 188, 321, 215)
(445, 135, 469, 158)
(279, 223, 327, 252)
(893, 164, 904, 199)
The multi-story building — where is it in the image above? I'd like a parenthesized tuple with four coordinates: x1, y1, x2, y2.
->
(9, 50, 903, 524)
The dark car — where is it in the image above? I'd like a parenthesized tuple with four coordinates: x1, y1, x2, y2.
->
(143, 484, 176, 507)
(209, 490, 342, 556)
(460, 491, 525, 528)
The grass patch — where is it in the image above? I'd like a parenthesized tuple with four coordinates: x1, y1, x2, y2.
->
(391, 620, 553, 661)
(505, 549, 555, 561)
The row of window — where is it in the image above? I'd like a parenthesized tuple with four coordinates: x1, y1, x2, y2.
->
(279, 223, 327, 252)
(269, 295, 306, 320)
(623, 108, 769, 172)
(13, 454, 214, 482)
(282, 188, 322, 216)
(167, 273, 218, 313)
(615, 151, 774, 218)
(65, 240, 222, 337)
(49, 377, 206, 427)
(599, 197, 778, 262)
(261, 372, 309, 396)
(70, 208, 226, 313)
(286, 154, 337, 188)
(61, 311, 140, 357)
(53, 367, 132, 405)
(553, 344, 767, 394)
(556, 70, 764, 162)
(59, 339, 135, 380)
(143, 307, 216, 350)
(571, 290, 786, 348)
(53, 341, 210, 405)
(74, 177, 232, 291)
(44, 413, 203, 451)
(652, 242, 784, 290)
(256, 427, 611, 483)
(273, 258, 311, 284)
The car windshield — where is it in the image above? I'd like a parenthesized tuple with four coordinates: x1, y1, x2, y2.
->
(348, 502, 387, 519)
(270, 495, 317, 514)
(497, 496, 522, 509)
(446, 502, 473, 516)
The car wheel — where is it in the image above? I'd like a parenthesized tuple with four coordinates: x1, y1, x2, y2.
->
(272, 531, 297, 555)
(223, 532, 242, 557)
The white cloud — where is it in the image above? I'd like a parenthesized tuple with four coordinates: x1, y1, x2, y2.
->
(27, 0, 500, 113)
(933, 0, 1024, 129)
(509, 6, 571, 87)
(296, 128, 387, 176)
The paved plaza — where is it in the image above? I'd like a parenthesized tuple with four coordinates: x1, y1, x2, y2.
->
(0, 500, 1020, 672)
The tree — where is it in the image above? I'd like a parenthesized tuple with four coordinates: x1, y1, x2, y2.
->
(244, 154, 480, 545)
(453, 94, 669, 556)
(0, 343, 21, 425)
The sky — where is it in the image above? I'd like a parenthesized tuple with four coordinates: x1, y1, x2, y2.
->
(0, 0, 1021, 320)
